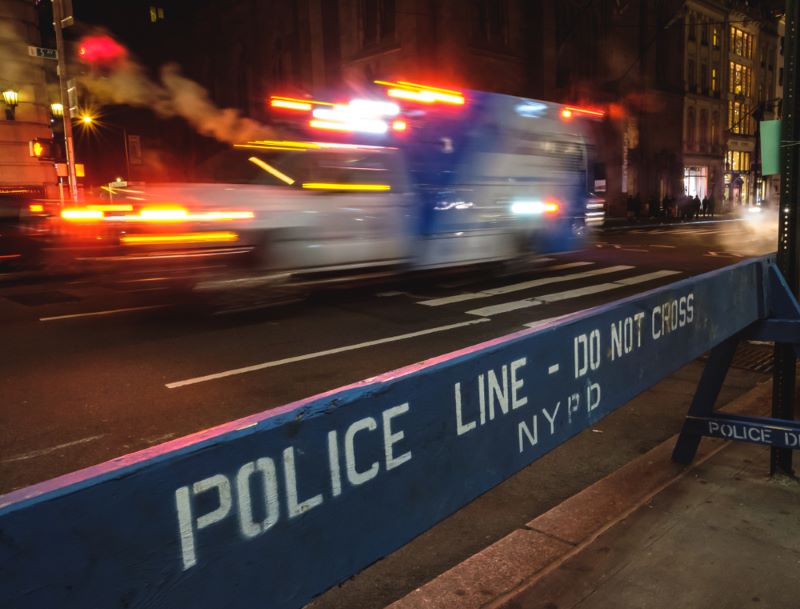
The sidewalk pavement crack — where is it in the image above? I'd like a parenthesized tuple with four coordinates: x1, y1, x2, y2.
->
(523, 524, 577, 547)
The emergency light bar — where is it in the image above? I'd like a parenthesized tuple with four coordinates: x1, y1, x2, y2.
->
(374, 80, 465, 106)
(61, 206, 255, 223)
(269, 96, 335, 112)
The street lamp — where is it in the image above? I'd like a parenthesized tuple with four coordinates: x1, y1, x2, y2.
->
(2, 89, 19, 120)
(50, 102, 64, 118)
(76, 113, 131, 182)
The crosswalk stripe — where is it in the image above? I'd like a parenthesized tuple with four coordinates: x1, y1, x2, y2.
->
(466, 269, 680, 317)
(419, 263, 630, 307)
(612, 270, 681, 285)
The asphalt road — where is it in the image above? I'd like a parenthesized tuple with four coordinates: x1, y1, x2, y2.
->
(0, 217, 776, 493)
(0, 216, 778, 606)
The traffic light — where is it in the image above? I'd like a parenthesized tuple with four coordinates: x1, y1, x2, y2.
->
(29, 138, 56, 161)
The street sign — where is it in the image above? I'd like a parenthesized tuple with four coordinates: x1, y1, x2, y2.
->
(27, 45, 57, 60)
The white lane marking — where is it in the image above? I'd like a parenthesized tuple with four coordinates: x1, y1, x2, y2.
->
(650, 244, 676, 248)
(39, 305, 165, 322)
(467, 298, 541, 317)
(166, 318, 491, 389)
(548, 363, 559, 374)
(467, 270, 680, 317)
(536, 282, 621, 304)
(376, 291, 406, 297)
(2, 434, 105, 464)
(619, 248, 649, 252)
(612, 270, 681, 285)
(419, 263, 632, 307)
(523, 314, 572, 328)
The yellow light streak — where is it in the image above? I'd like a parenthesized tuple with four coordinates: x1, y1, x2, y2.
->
(248, 156, 295, 185)
(61, 208, 104, 221)
(302, 182, 391, 191)
(270, 95, 336, 107)
(270, 99, 312, 111)
(120, 232, 239, 246)
(396, 80, 462, 95)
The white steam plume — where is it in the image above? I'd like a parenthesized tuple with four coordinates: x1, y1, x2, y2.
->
(76, 35, 271, 144)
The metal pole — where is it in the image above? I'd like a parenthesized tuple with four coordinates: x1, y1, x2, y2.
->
(772, 0, 800, 477)
(122, 127, 130, 180)
(51, 0, 77, 202)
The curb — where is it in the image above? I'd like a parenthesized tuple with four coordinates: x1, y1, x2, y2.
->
(387, 378, 773, 609)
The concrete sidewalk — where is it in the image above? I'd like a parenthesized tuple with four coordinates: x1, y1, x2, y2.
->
(390, 378, 800, 609)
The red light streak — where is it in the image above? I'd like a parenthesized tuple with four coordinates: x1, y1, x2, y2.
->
(561, 106, 605, 120)
(376, 80, 465, 105)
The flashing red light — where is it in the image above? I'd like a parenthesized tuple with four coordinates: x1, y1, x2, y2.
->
(77, 35, 127, 64)
(543, 200, 560, 214)
(391, 119, 407, 132)
(376, 80, 465, 106)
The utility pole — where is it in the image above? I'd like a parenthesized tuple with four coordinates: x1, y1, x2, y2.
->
(772, 0, 800, 477)
(51, 0, 77, 202)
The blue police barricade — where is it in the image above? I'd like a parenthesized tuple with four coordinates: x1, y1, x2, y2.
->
(0, 255, 795, 609)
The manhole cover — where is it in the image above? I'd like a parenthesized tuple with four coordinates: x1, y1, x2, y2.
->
(6, 290, 80, 306)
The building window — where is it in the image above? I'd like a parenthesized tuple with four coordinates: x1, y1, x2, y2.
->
(712, 26, 719, 48)
(149, 6, 165, 22)
(684, 166, 708, 198)
(701, 19, 709, 45)
(711, 67, 718, 93)
(361, 0, 396, 49)
(688, 13, 696, 41)
(728, 99, 755, 135)
(688, 58, 696, 91)
(687, 107, 696, 149)
(729, 62, 752, 97)
(726, 150, 751, 172)
(730, 27, 753, 59)
(474, 0, 509, 49)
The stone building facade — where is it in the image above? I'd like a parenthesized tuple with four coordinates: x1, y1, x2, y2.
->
(0, 0, 58, 199)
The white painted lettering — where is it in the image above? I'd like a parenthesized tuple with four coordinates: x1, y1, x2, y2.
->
(344, 418, 379, 486)
(488, 366, 509, 420)
(518, 415, 539, 452)
(454, 382, 477, 436)
(383, 403, 412, 470)
(543, 402, 561, 434)
(283, 446, 323, 517)
(634, 312, 645, 347)
(327, 430, 342, 497)
(511, 357, 528, 410)
(236, 458, 279, 539)
(175, 473, 232, 571)
(587, 382, 601, 412)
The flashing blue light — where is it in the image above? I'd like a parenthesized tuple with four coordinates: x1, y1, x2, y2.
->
(515, 101, 548, 118)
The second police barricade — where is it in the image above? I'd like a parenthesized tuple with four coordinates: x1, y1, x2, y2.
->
(1, 254, 798, 609)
